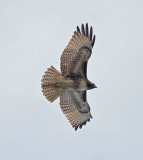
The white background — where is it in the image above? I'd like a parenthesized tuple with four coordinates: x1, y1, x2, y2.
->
(0, 0, 143, 160)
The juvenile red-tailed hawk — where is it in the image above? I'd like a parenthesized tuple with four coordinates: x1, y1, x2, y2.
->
(41, 23, 97, 130)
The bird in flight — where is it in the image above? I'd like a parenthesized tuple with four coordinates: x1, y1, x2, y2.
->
(41, 23, 97, 130)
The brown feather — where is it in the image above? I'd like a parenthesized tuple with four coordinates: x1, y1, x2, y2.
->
(92, 35, 95, 47)
(81, 24, 85, 36)
(41, 66, 63, 102)
(90, 26, 93, 41)
(60, 90, 92, 131)
(77, 26, 81, 34)
(42, 23, 96, 131)
(86, 23, 88, 38)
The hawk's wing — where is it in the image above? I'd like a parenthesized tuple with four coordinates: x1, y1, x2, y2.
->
(60, 90, 92, 130)
(60, 23, 95, 78)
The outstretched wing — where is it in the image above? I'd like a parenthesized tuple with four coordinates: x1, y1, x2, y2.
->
(60, 90, 92, 130)
(60, 23, 96, 78)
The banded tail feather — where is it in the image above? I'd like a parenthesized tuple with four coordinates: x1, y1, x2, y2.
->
(41, 66, 64, 102)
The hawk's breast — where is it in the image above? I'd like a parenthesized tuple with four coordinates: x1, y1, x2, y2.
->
(78, 80, 87, 90)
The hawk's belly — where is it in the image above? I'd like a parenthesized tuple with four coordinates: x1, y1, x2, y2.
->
(55, 76, 88, 91)
(61, 77, 87, 90)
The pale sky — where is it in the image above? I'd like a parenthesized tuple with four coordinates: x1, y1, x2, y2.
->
(0, 0, 143, 160)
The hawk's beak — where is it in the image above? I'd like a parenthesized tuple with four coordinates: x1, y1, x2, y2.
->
(88, 83, 97, 89)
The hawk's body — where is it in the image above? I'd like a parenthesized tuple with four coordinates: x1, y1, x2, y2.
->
(41, 23, 97, 130)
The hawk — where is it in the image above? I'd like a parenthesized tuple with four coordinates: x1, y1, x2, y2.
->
(41, 23, 97, 130)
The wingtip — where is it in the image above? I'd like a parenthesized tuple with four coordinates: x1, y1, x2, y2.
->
(91, 34, 96, 47)
(81, 24, 85, 36)
(77, 23, 95, 47)
(86, 23, 89, 38)
(90, 26, 93, 41)
(77, 26, 81, 34)
(75, 126, 78, 131)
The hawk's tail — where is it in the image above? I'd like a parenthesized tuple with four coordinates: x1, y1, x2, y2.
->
(41, 66, 64, 102)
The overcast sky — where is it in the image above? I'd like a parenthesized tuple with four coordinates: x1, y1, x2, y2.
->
(0, 0, 143, 160)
